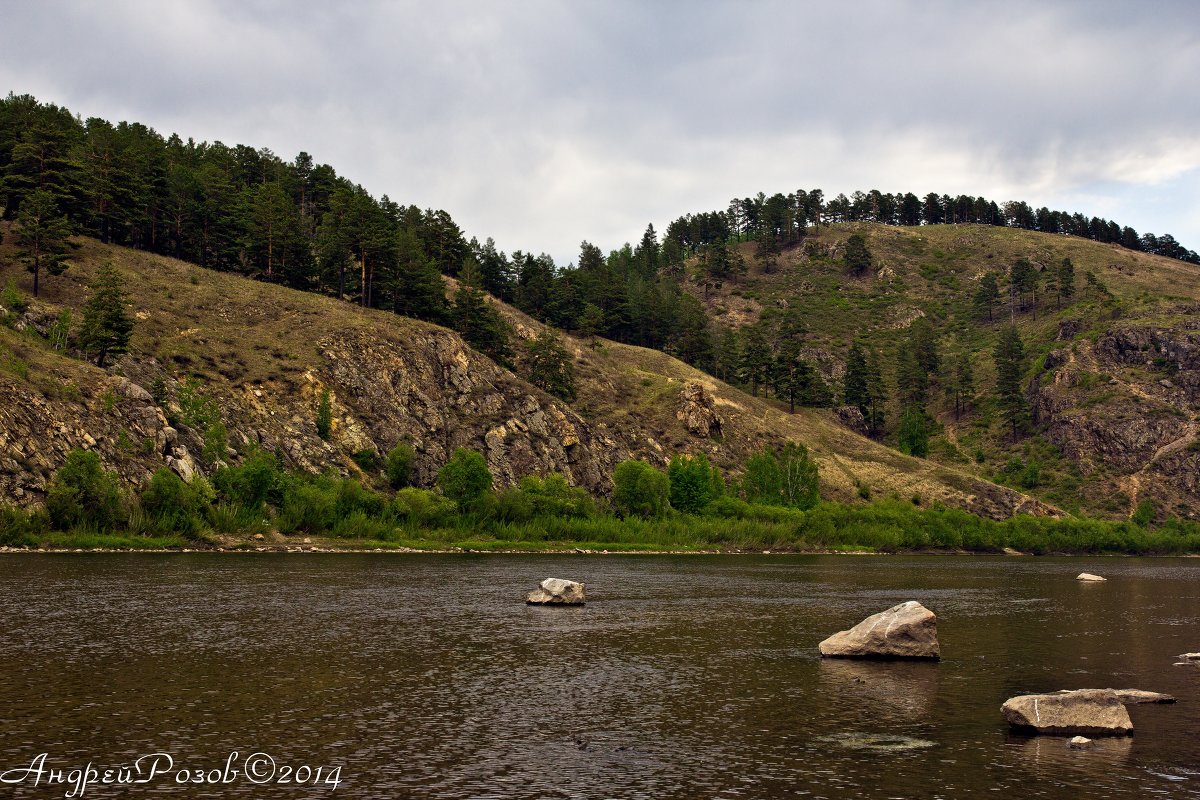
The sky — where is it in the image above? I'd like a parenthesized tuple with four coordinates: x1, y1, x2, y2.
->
(3, 0, 1199, 265)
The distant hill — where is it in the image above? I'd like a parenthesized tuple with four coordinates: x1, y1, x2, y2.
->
(679, 222, 1200, 521)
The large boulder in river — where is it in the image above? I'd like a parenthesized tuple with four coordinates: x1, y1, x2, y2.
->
(526, 578, 586, 605)
(818, 601, 940, 660)
(1002, 689, 1133, 736)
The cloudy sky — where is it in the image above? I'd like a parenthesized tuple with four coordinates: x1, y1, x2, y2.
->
(3, 0, 1198, 264)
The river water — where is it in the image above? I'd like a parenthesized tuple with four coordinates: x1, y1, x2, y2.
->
(1, 554, 1198, 799)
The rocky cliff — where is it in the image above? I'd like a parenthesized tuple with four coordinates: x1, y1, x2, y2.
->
(0, 233, 1047, 519)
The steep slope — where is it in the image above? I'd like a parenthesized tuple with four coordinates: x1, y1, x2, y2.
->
(0, 231, 1047, 519)
(688, 222, 1200, 520)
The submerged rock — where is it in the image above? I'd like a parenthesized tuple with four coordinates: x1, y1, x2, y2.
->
(526, 578, 586, 605)
(1076, 573, 1106, 582)
(1002, 689, 1133, 736)
(1069, 736, 1093, 749)
(818, 601, 940, 660)
(816, 732, 935, 753)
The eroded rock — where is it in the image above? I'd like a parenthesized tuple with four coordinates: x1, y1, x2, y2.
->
(818, 601, 940, 660)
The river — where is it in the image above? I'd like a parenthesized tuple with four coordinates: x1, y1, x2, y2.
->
(1, 554, 1198, 798)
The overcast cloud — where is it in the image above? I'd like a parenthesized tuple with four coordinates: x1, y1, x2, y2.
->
(3, 0, 1198, 263)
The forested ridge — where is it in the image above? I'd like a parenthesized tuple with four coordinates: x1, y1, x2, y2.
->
(3, 91, 1196, 372)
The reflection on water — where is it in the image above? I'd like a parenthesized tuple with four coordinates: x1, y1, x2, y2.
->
(0, 554, 1198, 798)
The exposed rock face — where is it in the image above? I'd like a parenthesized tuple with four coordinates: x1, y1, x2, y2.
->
(834, 406, 869, 436)
(1002, 689, 1133, 736)
(818, 601, 940, 660)
(1032, 318, 1200, 519)
(676, 381, 722, 438)
(1077, 573, 1106, 582)
(0, 369, 195, 504)
(526, 578, 586, 605)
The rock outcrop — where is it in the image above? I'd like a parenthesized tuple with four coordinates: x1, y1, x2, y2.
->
(676, 382, 722, 438)
(1002, 689, 1133, 736)
(818, 601, 940, 660)
(526, 578, 586, 605)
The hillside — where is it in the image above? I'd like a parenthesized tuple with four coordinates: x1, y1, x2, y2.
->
(685, 222, 1200, 521)
(0, 229, 1047, 519)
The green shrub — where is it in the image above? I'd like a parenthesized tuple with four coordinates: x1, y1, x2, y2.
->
(385, 443, 416, 489)
(351, 449, 379, 473)
(335, 478, 387, 519)
(437, 448, 493, 507)
(316, 389, 332, 440)
(898, 406, 930, 457)
(140, 469, 213, 534)
(212, 448, 283, 511)
(612, 459, 670, 519)
(392, 488, 457, 527)
(1132, 498, 1157, 527)
(742, 443, 819, 509)
(202, 422, 228, 464)
(278, 476, 338, 534)
(0, 504, 47, 545)
(46, 450, 123, 531)
(667, 453, 723, 514)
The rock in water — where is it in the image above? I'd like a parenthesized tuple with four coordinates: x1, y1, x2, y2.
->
(1112, 689, 1175, 705)
(1076, 573, 1106, 582)
(1069, 736, 1093, 749)
(1001, 689, 1133, 736)
(818, 601, 940, 660)
(526, 578, 586, 605)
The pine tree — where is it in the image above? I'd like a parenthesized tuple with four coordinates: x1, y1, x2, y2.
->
(14, 189, 72, 296)
(895, 345, 928, 407)
(950, 349, 975, 419)
(843, 233, 873, 276)
(79, 263, 134, 367)
(993, 325, 1029, 440)
(843, 341, 869, 412)
(739, 325, 771, 396)
(864, 348, 888, 436)
(452, 261, 512, 366)
(973, 273, 1000, 322)
(525, 329, 575, 400)
(1055, 257, 1075, 309)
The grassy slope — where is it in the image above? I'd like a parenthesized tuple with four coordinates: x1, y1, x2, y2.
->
(0, 227, 1048, 519)
(689, 222, 1200, 518)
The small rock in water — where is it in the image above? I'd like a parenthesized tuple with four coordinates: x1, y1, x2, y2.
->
(1069, 736, 1093, 749)
(1076, 573, 1106, 582)
(1177, 653, 1200, 661)
(526, 577, 586, 605)
(818, 601, 940, 660)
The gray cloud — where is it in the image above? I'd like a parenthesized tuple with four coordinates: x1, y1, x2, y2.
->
(2, 0, 1198, 263)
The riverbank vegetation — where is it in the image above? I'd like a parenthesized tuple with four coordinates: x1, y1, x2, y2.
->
(2, 444, 1198, 555)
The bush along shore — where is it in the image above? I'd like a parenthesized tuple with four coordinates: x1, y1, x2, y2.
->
(2, 444, 1199, 555)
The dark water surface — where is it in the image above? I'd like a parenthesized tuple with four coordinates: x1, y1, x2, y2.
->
(1, 554, 1199, 799)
